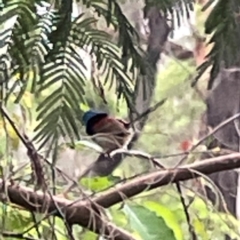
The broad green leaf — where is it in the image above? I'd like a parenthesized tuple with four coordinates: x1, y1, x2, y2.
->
(123, 204, 176, 240)
(52, 217, 68, 240)
(61, 139, 103, 157)
(143, 201, 183, 240)
(109, 206, 128, 226)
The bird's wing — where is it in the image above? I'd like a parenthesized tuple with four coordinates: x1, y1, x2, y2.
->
(92, 117, 130, 136)
(115, 118, 130, 129)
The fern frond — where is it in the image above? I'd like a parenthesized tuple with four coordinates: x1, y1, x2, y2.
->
(34, 11, 136, 149)
(24, 9, 56, 94)
(72, 15, 134, 103)
(1, 1, 139, 153)
(196, 0, 240, 89)
(81, 0, 145, 76)
(0, 0, 38, 101)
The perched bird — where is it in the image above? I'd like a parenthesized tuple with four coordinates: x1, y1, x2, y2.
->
(82, 110, 132, 153)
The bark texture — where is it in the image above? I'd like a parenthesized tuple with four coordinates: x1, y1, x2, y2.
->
(203, 68, 240, 240)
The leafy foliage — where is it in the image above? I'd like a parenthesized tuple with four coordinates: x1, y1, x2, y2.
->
(196, 0, 240, 89)
(0, 0, 198, 153)
(146, 0, 194, 27)
(123, 203, 176, 240)
(0, 0, 239, 239)
(0, 0, 138, 152)
(80, 0, 146, 74)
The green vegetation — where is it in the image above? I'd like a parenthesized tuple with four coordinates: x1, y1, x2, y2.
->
(0, 0, 239, 239)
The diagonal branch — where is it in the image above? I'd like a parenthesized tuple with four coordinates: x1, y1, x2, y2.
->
(0, 106, 45, 190)
(2, 183, 135, 240)
(1, 153, 240, 239)
(93, 153, 240, 207)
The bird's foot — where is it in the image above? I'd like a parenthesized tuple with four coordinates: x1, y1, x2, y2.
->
(121, 145, 128, 151)
(102, 150, 112, 159)
(103, 152, 111, 158)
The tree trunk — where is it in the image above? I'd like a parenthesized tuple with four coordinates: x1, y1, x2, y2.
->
(201, 67, 240, 240)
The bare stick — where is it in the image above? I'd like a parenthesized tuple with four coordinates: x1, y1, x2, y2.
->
(175, 112, 240, 167)
(0, 106, 45, 190)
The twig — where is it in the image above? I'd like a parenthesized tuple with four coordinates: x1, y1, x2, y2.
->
(5, 182, 135, 240)
(0, 106, 45, 190)
(115, 149, 197, 240)
(30, 212, 41, 239)
(62, 148, 165, 195)
(1, 231, 39, 240)
(0, 106, 83, 239)
(175, 183, 197, 240)
(175, 112, 240, 167)
(129, 98, 167, 125)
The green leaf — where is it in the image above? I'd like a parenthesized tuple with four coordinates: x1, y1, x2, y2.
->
(123, 204, 176, 240)
(2, 205, 32, 231)
(81, 231, 98, 240)
(143, 201, 183, 240)
(190, 196, 209, 219)
(197, 0, 240, 89)
(80, 176, 115, 192)
(193, 219, 208, 240)
(109, 206, 128, 227)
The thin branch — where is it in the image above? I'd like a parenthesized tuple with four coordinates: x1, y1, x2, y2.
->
(1, 182, 135, 240)
(0, 153, 240, 239)
(0, 106, 128, 239)
(175, 112, 240, 167)
(1, 231, 39, 240)
(175, 183, 197, 240)
(0, 106, 45, 189)
(129, 98, 167, 126)
(112, 149, 196, 239)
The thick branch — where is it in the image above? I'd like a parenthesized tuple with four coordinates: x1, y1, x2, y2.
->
(3, 184, 134, 240)
(2, 153, 240, 239)
(94, 153, 240, 207)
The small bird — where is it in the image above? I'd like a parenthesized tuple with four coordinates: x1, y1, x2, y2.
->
(82, 110, 132, 153)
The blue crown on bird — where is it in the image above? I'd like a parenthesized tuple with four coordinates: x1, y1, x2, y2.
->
(82, 109, 131, 153)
